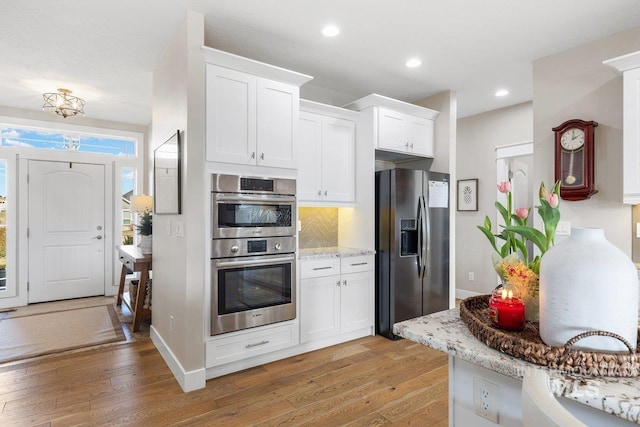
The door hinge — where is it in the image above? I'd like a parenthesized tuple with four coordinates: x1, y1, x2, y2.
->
(27, 282, 29, 291)
(27, 174, 29, 184)
(27, 228, 29, 238)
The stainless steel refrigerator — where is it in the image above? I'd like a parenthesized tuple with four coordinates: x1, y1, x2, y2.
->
(375, 168, 450, 339)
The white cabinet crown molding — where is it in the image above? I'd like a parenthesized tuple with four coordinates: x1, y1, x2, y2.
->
(202, 45, 313, 87)
(343, 93, 440, 120)
(300, 99, 361, 120)
(603, 50, 640, 72)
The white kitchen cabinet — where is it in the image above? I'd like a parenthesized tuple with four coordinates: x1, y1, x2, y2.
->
(604, 52, 640, 204)
(345, 93, 439, 159)
(205, 63, 305, 169)
(378, 107, 434, 156)
(299, 101, 357, 204)
(206, 321, 297, 367)
(300, 255, 373, 343)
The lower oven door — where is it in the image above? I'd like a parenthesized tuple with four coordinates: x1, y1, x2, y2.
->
(211, 254, 296, 336)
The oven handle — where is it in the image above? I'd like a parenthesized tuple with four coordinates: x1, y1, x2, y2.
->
(215, 255, 296, 269)
(214, 194, 296, 203)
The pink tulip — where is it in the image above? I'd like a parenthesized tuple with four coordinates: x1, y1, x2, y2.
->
(515, 208, 529, 219)
(497, 181, 512, 193)
(546, 193, 559, 208)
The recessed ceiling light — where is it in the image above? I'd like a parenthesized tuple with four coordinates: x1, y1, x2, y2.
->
(322, 25, 340, 37)
(495, 89, 509, 97)
(406, 58, 422, 68)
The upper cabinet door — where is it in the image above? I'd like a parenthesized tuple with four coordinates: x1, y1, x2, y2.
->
(378, 107, 407, 152)
(321, 117, 355, 202)
(257, 78, 299, 169)
(298, 111, 323, 201)
(406, 115, 434, 157)
(205, 65, 257, 164)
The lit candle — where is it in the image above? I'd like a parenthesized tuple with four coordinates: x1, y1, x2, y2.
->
(489, 288, 525, 331)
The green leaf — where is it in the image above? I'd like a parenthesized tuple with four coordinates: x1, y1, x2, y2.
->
(494, 202, 510, 225)
(477, 224, 499, 253)
(504, 225, 548, 253)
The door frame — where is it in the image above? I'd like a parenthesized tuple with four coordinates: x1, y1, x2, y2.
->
(0, 116, 144, 310)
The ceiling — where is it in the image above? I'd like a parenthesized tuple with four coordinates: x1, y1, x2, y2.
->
(1, 1, 640, 127)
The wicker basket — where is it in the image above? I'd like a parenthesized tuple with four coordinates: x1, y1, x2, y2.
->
(128, 280, 139, 308)
(460, 295, 640, 377)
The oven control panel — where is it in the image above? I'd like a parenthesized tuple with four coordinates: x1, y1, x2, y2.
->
(212, 236, 296, 258)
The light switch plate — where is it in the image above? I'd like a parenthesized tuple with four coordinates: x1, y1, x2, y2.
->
(165, 220, 172, 236)
(556, 220, 571, 235)
(175, 221, 184, 238)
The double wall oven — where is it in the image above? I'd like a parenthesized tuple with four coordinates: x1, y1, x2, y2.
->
(210, 174, 297, 336)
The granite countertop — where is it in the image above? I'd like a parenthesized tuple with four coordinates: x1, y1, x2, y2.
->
(393, 309, 640, 425)
(298, 246, 375, 260)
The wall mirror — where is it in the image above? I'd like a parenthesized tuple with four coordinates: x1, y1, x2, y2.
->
(154, 130, 181, 214)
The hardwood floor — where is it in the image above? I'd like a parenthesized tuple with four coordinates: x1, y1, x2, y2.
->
(0, 335, 448, 426)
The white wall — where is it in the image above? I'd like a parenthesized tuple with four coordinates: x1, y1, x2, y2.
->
(532, 27, 640, 256)
(456, 102, 533, 295)
(150, 10, 206, 391)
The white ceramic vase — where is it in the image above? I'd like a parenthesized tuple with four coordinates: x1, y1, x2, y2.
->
(138, 234, 152, 255)
(539, 227, 638, 352)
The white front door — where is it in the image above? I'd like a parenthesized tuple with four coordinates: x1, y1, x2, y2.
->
(28, 160, 106, 303)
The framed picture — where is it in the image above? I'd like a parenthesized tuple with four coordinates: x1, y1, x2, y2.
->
(154, 130, 181, 214)
(457, 178, 478, 211)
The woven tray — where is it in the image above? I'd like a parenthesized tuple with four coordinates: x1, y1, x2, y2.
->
(460, 295, 640, 377)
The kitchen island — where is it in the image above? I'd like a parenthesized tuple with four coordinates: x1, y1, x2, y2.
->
(394, 308, 640, 426)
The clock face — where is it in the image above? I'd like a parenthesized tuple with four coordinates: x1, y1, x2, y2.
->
(560, 128, 585, 151)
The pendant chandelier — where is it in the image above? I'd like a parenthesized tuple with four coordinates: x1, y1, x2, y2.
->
(42, 88, 85, 118)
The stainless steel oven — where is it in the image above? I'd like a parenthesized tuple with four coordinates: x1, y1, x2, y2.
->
(211, 236, 296, 336)
(212, 174, 296, 239)
(210, 174, 297, 336)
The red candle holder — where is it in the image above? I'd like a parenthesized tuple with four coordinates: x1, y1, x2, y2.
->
(488, 288, 525, 331)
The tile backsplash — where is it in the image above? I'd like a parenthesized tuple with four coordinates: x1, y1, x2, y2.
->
(298, 207, 338, 249)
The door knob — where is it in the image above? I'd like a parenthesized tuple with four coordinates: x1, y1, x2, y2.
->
(92, 235, 103, 240)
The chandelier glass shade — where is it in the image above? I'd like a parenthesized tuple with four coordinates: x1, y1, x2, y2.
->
(42, 88, 85, 118)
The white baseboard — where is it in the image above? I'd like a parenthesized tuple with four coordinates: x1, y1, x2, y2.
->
(151, 326, 206, 392)
(455, 288, 481, 300)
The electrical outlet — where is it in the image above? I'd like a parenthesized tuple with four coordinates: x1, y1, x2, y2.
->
(175, 221, 184, 238)
(468, 272, 475, 281)
(473, 377, 499, 423)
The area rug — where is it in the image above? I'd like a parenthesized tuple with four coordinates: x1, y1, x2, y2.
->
(0, 305, 126, 364)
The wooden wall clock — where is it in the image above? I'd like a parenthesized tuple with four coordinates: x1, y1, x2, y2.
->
(552, 119, 598, 201)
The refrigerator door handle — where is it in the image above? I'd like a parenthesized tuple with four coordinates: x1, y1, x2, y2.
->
(420, 195, 430, 279)
(416, 197, 424, 277)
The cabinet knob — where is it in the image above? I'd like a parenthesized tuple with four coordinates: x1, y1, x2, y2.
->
(343, 280, 347, 286)
(324, 190, 328, 196)
(410, 143, 414, 149)
(336, 280, 341, 287)
(260, 153, 265, 160)
(318, 190, 322, 196)
(251, 152, 256, 159)
(405, 142, 410, 148)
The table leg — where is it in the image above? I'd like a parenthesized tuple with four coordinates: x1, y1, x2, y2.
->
(132, 267, 149, 332)
(117, 264, 127, 306)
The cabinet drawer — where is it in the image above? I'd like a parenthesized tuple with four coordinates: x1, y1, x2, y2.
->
(206, 322, 296, 367)
(340, 255, 374, 274)
(300, 258, 341, 278)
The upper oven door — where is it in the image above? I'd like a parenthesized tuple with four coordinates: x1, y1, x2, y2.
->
(212, 193, 296, 238)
